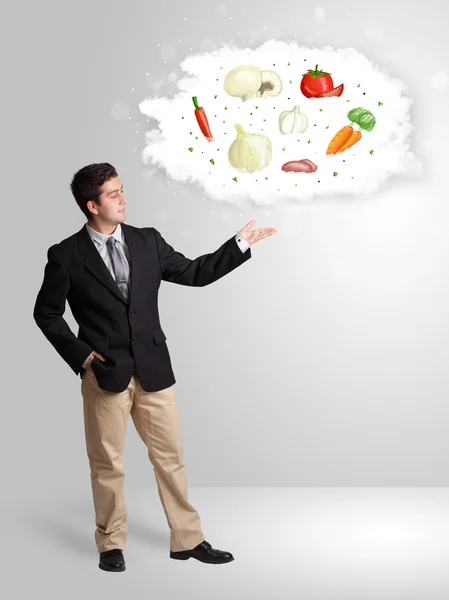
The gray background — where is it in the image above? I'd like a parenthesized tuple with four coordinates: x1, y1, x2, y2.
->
(4, 0, 449, 496)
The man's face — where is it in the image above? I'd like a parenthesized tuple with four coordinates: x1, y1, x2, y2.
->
(87, 176, 127, 226)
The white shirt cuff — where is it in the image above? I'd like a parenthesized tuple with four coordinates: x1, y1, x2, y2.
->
(82, 352, 94, 369)
(235, 233, 250, 253)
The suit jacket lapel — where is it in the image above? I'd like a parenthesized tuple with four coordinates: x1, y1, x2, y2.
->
(77, 222, 141, 305)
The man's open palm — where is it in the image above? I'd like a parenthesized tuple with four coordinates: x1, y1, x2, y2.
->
(239, 220, 278, 245)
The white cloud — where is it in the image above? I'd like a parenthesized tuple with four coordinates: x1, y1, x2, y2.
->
(138, 40, 422, 205)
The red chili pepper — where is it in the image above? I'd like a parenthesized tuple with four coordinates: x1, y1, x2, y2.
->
(192, 96, 213, 142)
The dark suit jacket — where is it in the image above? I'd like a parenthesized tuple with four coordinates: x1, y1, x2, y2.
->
(33, 222, 251, 392)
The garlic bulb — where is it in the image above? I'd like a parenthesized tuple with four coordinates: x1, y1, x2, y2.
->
(228, 124, 272, 173)
(279, 105, 308, 134)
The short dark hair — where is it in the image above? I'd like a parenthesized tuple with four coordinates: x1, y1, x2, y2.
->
(70, 162, 118, 219)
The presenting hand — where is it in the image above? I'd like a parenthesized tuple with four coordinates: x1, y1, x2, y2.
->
(86, 351, 105, 370)
(238, 220, 278, 246)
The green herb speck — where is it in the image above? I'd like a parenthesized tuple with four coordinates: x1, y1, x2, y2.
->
(188, 147, 193, 152)
(263, 119, 266, 122)
(287, 62, 290, 66)
(224, 107, 228, 110)
(210, 159, 215, 165)
(214, 95, 217, 99)
(308, 140, 311, 144)
(357, 84, 360, 87)
(189, 131, 192, 135)
(319, 108, 323, 112)
(326, 125, 329, 129)
(378, 102, 383, 106)
(333, 172, 338, 176)
(232, 177, 238, 182)
(255, 106, 259, 109)
(289, 80, 292, 84)
(195, 136, 198, 140)
(265, 177, 268, 180)
(346, 99, 350, 102)
(282, 148, 286, 151)
(370, 150, 374, 155)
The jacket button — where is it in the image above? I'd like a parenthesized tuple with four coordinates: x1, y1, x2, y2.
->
(132, 336, 136, 341)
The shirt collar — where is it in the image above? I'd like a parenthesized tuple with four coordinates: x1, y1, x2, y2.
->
(86, 222, 123, 247)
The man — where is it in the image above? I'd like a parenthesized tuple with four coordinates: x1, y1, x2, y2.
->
(33, 162, 277, 572)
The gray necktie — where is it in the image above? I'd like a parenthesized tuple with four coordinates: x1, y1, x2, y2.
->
(106, 237, 128, 300)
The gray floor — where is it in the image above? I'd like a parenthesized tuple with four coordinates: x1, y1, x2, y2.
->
(5, 486, 449, 599)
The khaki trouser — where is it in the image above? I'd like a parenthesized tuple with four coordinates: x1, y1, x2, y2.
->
(81, 368, 205, 553)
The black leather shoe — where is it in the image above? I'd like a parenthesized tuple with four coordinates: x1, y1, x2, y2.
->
(170, 540, 234, 564)
(99, 549, 126, 572)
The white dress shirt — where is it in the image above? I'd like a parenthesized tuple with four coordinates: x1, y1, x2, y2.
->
(82, 223, 250, 368)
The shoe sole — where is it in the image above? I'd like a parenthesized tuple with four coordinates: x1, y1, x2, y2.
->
(170, 552, 234, 564)
(99, 563, 126, 572)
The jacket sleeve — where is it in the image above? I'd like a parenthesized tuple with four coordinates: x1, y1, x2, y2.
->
(152, 228, 251, 287)
(33, 245, 93, 375)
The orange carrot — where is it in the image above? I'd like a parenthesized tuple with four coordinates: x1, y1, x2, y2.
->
(326, 125, 353, 155)
(337, 130, 362, 153)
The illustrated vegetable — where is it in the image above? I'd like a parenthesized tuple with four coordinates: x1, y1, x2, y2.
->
(281, 159, 318, 173)
(279, 105, 308, 134)
(224, 65, 282, 102)
(301, 64, 333, 97)
(347, 107, 376, 132)
(192, 96, 213, 142)
(337, 129, 361, 153)
(228, 123, 272, 172)
(300, 64, 344, 98)
(327, 125, 354, 155)
(315, 83, 344, 98)
(326, 107, 376, 155)
(224, 65, 261, 101)
(258, 70, 282, 98)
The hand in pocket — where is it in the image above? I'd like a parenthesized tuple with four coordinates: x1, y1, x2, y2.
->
(86, 351, 106, 370)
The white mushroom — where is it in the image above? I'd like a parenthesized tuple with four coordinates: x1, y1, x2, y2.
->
(257, 70, 282, 98)
(223, 65, 262, 102)
(224, 65, 283, 102)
